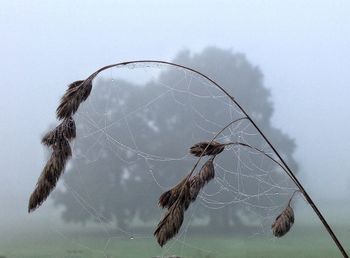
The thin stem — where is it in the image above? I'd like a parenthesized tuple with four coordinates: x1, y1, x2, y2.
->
(81, 60, 348, 257)
(156, 117, 248, 234)
(187, 117, 248, 179)
(233, 101, 349, 258)
(82, 60, 236, 104)
(288, 190, 301, 207)
(223, 141, 298, 186)
(168, 117, 248, 209)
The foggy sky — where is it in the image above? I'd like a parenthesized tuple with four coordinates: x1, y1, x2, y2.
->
(0, 0, 349, 221)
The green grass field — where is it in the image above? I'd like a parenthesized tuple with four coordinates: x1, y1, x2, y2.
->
(1, 226, 349, 258)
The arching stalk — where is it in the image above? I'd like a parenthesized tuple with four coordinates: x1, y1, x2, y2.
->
(32, 60, 348, 257)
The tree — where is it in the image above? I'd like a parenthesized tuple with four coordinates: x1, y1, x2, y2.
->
(53, 47, 298, 233)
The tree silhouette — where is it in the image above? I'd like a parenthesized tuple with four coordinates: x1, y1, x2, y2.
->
(53, 47, 298, 233)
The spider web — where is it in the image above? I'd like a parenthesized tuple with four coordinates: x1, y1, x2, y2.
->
(49, 63, 298, 258)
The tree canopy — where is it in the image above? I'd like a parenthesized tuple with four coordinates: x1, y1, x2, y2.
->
(53, 47, 298, 233)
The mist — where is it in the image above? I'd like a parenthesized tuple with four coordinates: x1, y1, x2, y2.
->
(0, 1, 349, 257)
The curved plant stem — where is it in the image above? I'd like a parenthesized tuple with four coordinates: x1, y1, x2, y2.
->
(167, 117, 248, 210)
(223, 141, 297, 185)
(288, 190, 302, 207)
(232, 101, 349, 258)
(186, 117, 248, 179)
(81, 60, 348, 257)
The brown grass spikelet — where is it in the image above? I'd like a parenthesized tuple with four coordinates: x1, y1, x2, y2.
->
(28, 137, 72, 213)
(177, 180, 192, 211)
(190, 157, 215, 201)
(189, 141, 225, 157)
(156, 157, 216, 246)
(189, 177, 202, 202)
(56, 80, 92, 120)
(154, 204, 184, 247)
(158, 176, 188, 209)
(154, 181, 191, 247)
(42, 117, 76, 146)
(271, 204, 295, 237)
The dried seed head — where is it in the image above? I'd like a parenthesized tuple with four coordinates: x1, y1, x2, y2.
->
(154, 204, 184, 247)
(159, 157, 215, 209)
(190, 157, 215, 201)
(189, 176, 202, 202)
(28, 137, 72, 212)
(156, 157, 216, 245)
(158, 190, 173, 209)
(154, 181, 190, 247)
(158, 176, 188, 209)
(271, 205, 295, 237)
(189, 141, 225, 157)
(197, 156, 215, 182)
(42, 117, 76, 146)
(178, 180, 192, 211)
(56, 80, 92, 120)
(62, 117, 76, 139)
